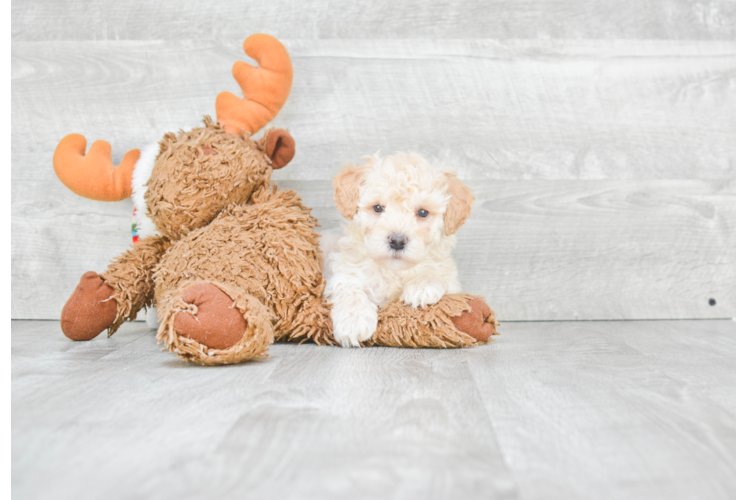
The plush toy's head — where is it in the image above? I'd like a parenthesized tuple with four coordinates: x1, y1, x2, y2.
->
(53, 34, 296, 240)
(145, 119, 294, 239)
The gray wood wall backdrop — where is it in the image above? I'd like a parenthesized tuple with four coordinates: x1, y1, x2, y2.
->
(11, 0, 736, 321)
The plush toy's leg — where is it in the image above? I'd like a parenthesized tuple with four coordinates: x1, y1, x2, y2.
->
(60, 271, 118, 341)
(156, 281, 274, 365)
(367, 294, 498, 348)
(450, 297, 496, 342)
(275, 294, 336, 346)
(60, 235, 170, 341)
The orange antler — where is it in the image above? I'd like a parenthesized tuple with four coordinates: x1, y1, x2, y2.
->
(53, 134, 139, 201)
(216, 34, 293, 135)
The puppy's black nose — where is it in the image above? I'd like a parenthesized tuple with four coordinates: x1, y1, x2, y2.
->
(388, 234, 408, 251)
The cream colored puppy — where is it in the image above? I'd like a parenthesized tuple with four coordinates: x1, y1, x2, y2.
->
(324, 153, 474, 347)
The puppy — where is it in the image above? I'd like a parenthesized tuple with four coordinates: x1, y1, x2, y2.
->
(324, 153, 474, 347)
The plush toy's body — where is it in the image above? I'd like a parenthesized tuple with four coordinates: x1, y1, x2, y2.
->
(55, 34, 497, 365)
(154, 182, 335, 364)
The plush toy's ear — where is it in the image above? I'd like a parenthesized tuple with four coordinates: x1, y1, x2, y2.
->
(333, 163, 369, 219)
(443, 172, 474, 236)
(265, 128, 295, 169)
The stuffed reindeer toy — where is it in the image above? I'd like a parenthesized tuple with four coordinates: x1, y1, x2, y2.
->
(54, 34, 496, 365)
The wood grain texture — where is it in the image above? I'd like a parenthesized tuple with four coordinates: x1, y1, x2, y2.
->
(298, 179, 736, 321)
(12, 179, 735, 321)
(11, 319, 736, 499)
(11, 0, 736, 41)
(12, 40, 735, 181)
(11, 321, 517, 500)
(732, 181, 748, 318)
(467, 319, 736, 500)
(11, 38, 735, 321)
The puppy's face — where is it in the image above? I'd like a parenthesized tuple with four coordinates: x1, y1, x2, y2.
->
(333, 153, 474, 270)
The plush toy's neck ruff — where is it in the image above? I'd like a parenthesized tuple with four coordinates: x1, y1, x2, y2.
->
(131, 141, 160, 239)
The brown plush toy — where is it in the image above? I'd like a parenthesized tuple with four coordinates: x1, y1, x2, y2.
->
(54, 34, 497, 365)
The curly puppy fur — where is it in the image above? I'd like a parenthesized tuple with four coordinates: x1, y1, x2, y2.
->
(57, 35, 498, 364)
(325, 153, 475, 347)
(61, 124, 495, 363)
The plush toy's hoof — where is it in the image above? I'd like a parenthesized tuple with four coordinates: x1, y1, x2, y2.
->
(451, 298, 496, 342)
(173, 283, 247, 350)
(60, 271, 117, 341)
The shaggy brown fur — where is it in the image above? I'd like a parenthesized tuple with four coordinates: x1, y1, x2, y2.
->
(56, 35, 498, 364)
(154, 185, 336, 356)
(367, 294, 496, 348)
(100, 234, 171, 334)
(146, 119, 273, 240)
(60, 116, 339, 363)
(157, 280, 276, 365)
(60, 120, 498, 364)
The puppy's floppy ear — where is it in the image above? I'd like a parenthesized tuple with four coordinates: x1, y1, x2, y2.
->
(333, 164, 368, 219)
(444, 172, 474, 236)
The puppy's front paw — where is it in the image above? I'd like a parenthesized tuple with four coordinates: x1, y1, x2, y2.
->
(331, 304, 378, 348)
(400, 281, 447, 309)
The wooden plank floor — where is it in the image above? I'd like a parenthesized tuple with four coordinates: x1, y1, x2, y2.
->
(11, 319, 735, 500)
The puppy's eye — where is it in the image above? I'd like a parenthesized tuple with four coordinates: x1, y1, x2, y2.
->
(373, 205, 384, 213)
(417, 209, 429, 218)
